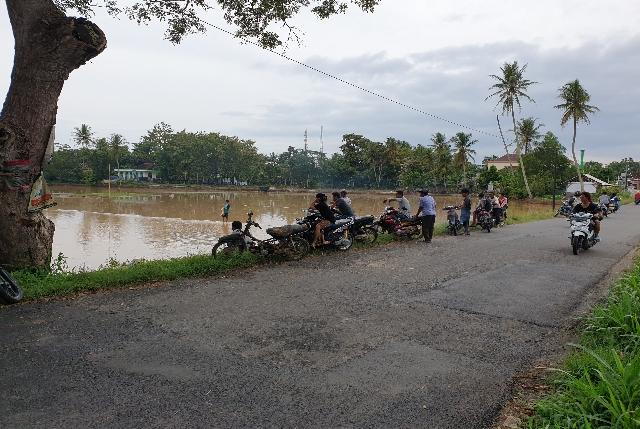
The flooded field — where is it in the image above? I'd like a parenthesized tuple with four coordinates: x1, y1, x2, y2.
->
(48, 185, 552, 269)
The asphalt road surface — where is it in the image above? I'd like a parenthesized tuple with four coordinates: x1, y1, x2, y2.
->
(2, 206, 640, 428)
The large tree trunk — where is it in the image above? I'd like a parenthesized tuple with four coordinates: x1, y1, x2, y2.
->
(511, 111, 533, 199)
(0, 0, 106, 269)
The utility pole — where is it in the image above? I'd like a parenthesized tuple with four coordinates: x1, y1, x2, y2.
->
(304, 129, 308, 153)
(320, 125, 324, 155)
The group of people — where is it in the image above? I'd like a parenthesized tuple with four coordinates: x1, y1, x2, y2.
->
(308, 190, 354, 247)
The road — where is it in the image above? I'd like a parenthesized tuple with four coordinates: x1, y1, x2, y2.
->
(2, 206, 639, 428)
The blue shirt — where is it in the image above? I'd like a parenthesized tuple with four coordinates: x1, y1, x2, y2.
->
(419, 195, 436, 216)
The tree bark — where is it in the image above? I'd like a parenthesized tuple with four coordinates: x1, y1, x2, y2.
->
(572, 117, 584, 192)
(0, 0, 106, 269)
(511, 111, 533, 199)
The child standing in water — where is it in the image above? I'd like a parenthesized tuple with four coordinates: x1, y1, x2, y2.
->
(221, 199, 230, 223)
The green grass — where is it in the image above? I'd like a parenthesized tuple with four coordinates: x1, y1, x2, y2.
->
(11, 252, 260, 302)
(527, 261, 640, 428)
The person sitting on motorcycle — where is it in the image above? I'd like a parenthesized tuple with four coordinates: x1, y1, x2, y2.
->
(309, 192, 335, 247)
(573, 191, 602, 238)
(383, 190, 412, 220)
(488, 191, 502, 226)
(568, 191, 581, 207)
(471, 193, 491, 226)
(231, 221, 253, 246)
(331, 191, 354, 217)
(610, 193, 621, 210)
(598, 192, 610, 207)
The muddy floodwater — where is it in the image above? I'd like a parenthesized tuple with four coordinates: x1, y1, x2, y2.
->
(48, 185, 552, 269)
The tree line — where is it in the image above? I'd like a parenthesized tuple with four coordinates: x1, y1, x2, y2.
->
(45, 121, 635, 198)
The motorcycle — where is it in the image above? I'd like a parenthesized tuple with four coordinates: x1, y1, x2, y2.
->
(475, 208, 493, 233)
(297, 210, 354, 251)
(568, 212, 599, 255)
(0, 266, 23, 305)
(443, 205, 462, 236)
(212, 212, 310, 260)
(339, 214, 378, 244)
(375, 206, 422, 238)
(555, 200, 574, 218)
(598, 202, 609, 218)
(609, 197, 621, 213)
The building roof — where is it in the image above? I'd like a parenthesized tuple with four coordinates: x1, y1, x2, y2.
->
(583, 173, 610, 186)
(489, 154, 519, 162)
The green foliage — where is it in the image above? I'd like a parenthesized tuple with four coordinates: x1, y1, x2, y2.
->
(528, 262, 640, 428)
(53, 0, 381, 47)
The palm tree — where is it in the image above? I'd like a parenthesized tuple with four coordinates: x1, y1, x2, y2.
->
(555, 79, 599, 191)
(487, 61, 537, 198)
(451, 132, 477, 186)
(516, 117, 544, 154)
(73, 124, 94, 148)
(430, 132, 452, 191)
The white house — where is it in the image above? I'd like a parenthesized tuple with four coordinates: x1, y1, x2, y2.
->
(113, 168, 159, 182)
(486, 154, 519, 170)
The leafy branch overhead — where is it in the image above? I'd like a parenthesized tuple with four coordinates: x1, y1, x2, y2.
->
(52, 0, 381, 46)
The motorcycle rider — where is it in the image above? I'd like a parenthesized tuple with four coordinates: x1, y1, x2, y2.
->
(340, 189, 352, 206)
(383, 190, 412, 220)
(488, 190, 502, 226)
(309, 192, 335, 247)
(610, 193, 621, 211)
(471, 192, 491, 226)
(568, 191, 581, 207)
(332, 191, 354, 217)
(573, 191, 602, 239)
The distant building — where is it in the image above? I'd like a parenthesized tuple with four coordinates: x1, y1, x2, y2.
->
(485, 154, 519, 170)
(114, 168, 159, 182)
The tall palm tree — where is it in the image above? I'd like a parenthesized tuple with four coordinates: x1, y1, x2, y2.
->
(555, 79, 599, 191)
(73, 124, 94, 148)
(430, 132, 452, 191)
(451, 132, 477, 186)
(516, 117, 544, 154)
(487, 61, 537, 198)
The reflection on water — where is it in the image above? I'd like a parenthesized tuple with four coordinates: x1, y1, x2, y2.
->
(49, 185, 551, 269)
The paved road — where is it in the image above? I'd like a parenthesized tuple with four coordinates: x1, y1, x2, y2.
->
(2, 206, 640, 428)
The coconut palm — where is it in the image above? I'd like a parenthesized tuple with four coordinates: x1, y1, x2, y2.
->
(73, 124, 94, 148)
(487, 61, 537, 198)
(555, 79, 599, 191)
(451, 132, 477, 186)
(430, 132, 452, 191)
(516, 117, 544, 154)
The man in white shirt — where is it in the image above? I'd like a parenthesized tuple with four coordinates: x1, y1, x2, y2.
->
(416, 189, 436, 243)
(384, 190, 412, 219)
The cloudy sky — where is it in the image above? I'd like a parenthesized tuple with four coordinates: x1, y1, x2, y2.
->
(1, 0, 639, 162)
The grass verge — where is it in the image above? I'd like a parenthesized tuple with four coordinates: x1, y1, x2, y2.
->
(11, 252, 260, 302)
(526, 259, 640, 428)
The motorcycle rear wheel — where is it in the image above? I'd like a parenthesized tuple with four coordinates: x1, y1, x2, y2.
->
(285, 236, 310, 261)
(0, 268, 23, 304)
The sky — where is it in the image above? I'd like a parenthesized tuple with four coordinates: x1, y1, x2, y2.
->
(1, 0, 639, 163)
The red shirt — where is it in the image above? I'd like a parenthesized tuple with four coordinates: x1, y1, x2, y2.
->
(635, 191, 640, 201)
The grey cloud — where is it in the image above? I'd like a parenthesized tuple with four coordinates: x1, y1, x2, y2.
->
(239, 38, 640, 162)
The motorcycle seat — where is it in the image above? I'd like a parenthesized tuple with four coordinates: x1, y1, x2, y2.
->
(266, 224, 308, 238)
(334, 218, 351, 226)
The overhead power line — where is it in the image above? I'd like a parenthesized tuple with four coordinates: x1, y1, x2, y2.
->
(199, 18, 500, 139)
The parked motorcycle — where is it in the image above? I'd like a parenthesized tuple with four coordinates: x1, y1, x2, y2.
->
(0, 266, 23, 305)
(443, 206, 462, 236)
(212, 212, 310, 260)
(554, 200, 574, 218)
(343, 215, 378, 244)
(375, 206, 422, 238)
(297, 210, 355, 251)
(568, 212, 599, 255)
(476, 208, 493, 233)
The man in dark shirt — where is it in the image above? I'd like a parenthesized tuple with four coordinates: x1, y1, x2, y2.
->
(332, 191, 354, 217)
(572, 191, 602, 237)
(460, 188, 472, 235)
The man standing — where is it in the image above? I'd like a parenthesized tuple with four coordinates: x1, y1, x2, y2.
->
(460, 188, 472, 235)
(384, 190, 411, 219)
(416, 189, 436, 243)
